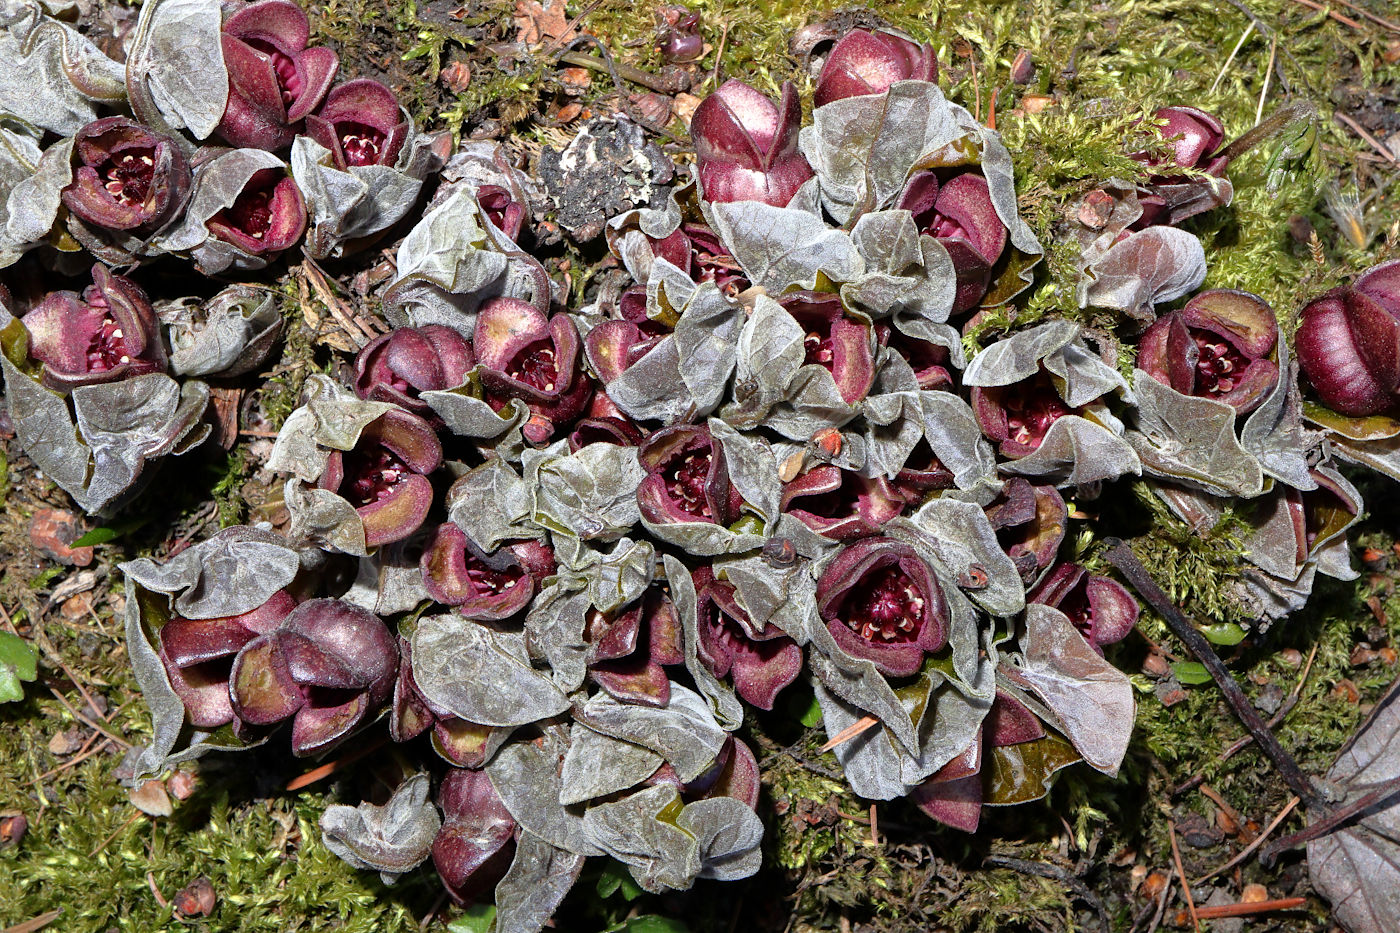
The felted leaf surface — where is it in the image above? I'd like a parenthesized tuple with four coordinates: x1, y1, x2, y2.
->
(680, 796, 764, 881)
(412, 614, 570, 727)
(525, 441, 645, 541)
(120, 524, 301, 619)
(321, 773, 441, 883)
(1, 135, 71, 264)
(900, 498, 1025, 616)
(663, 555, 744, 729)
(487, 728, 604, 856)
(162, 285, 283, 379)
(493, 833, 585, 933)
(842, 211, 955, 323)
(558, 725, 663, 805)
(155, 148, 293, 274)
(1004, 604, 1134, 774)
(1127, 371, 1263, 497)
(581, 785, 700, 893)
(576, 683, 728, 782)
(917, 389, 999, 492)
(1000, 413, 1142, 488)
(523, 582, 591, 693)
(1, 351, 92, 503)
(0, 0, 126, 136)
(445, 459, 538, 552)
(553, 535, 656, 615)
(962, 321, 1080, 388)
(709, 201, 861, 293)
(125, 0, 225, 139)
(1079, 226, 1207, 322)
(1308, 675, 1400, 933)
(1239, 341, 1317, 491)
(267, 375, 394, 482)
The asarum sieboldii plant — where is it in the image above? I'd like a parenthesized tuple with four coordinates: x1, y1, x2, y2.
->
(420, 523, 555, 621)
(586, 590, 685, 706)
(886, 330, 955, 391)
(812, 28, 937, 108)
(1297, 259, 1400, 416)
(391, 636, 500, 768)
(985, 478, 1068, 584)
(1138, 288, 1279, 414)
(689, 79, 813, 207)
(658, 5, 704, 64)
(648, 222, 749, 294)
(305, 79, 411, 171)
(61, 117, 191, 233)
(1130, 106, 1231, 229)
(205, 167, 307, 258)
(228, 598, 398, 756)
(778, 291, 876, 405)
(216, 0, 339, 150)
(692, 566, 801, 710)
(896, 171, 1008, 313)
(815, 536, 949, 677)
(432, 768, 516, 905)
(971, 370, 1079, 458)
(647, 735, 762, 808)
(1028, 564, 1140, 655)
(21, 264, 167, 391)
(636, 424, 742, 527)
(781, 465, 905, 541)
(474, 297, 592, 445)
(318, 409, 443, 547)
(353, 324, 475, 418)
(158, 590, 297, 731)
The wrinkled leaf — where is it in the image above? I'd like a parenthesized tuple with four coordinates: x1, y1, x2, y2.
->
(1127, 371, 1263, 498)
(413, 614, 570, 727)
(709, 201, 861, 293)
(1079, 226, 1207, 324)
(576, 683, 728, 782)
(125, 0, 225, 140)
(493, 833, 585, 933)
(321, 773, 441, 883)
(162, 285, 283, 379)
(524, 441, 645, 541)
(0, 0, 126, 136)
(559, 726, 663, 806)
(487, 728, 604, 856)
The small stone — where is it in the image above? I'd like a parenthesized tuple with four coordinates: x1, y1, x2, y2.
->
(129, 779, 173, 817)
(48, 727, 86, 756)
(1141, 651, 1171, 679)
(1385, 39, 1400, 64)
(555, 102, 584, 123)
(1155, 681, 1187, 707)
(172, 877, 217, 918)
(1139, 870, 1169, 899)
(1010, 49, 1035, 85)
(0, 811, 26, 847)
(1241, 883, 1269, 904)
(1277, 648, 1303, 668)
(29, 508, 94, 568)
(1020, 94, 1054, 114)
(60, 591, 95, 621)
(1077, 189, 1116, 230)
(1177, 811, 1223, 848)
(168, 770, 199, 800)
(440, 60, 471, 94)
(1332, 679, 1361, 704)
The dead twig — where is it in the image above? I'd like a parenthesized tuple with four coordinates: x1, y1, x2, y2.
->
(1167, 820, 1200, 933)
(818, 716, 880, 753)
(286, 735, 388, 791)
(1187, 897, 1307, 920)
(89, 810, 141, 857)
(1327, 0, 1400, 31)
(1195, 795, 1300, 884)
(984, 856, 1110, 931)
(1, 910, 63, 933)
(47, 686, 129, 750)
(1285, 0, 1365, 31)
(1260, 783, 1400, 865)
(1335, 111, 1398, 165)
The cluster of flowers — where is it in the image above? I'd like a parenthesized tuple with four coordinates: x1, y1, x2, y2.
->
(2, 4, 1393, 928)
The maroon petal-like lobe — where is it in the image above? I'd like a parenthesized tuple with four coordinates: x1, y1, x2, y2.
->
(781, 465, 904, 541)
(433, 769, 517, 905)
(219, 33, 292, 149)
(354, 325, 474, 416)
(229, 635, 305, 724)
(326, 410, 442, 547)
(691, 80, 811, 207)
(816, 537, 947, 677)
(286, 46, 339, 122)
(1029, 564, 1140, 653)
(1355, 259, 1400, 316)
(160, 640, 241, 729)
(390, 636, 433, 744)
(1149, 106, 1226, 172)
(420, 524, 535, 620)
(281, 598, 399, 703)
(161, 616, 262, 667)
(693, 567, 801, 710)
(224, 0, 311, 49)
(911, 738, 982, 832)
(813, 28, 938, 108)
(306, 77, 408, 170)
(780, 291, 876, 405)
(637, 425, 740, 526)
(986, 690, 1046, 746)
(291, 691, 369, 756)
(206, 170, 307, 255)
(1298, 290, 1400, 416)
(1138, 312, 1197, 394)
(475, 298, 591, 443)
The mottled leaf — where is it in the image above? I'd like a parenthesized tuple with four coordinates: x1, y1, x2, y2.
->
(412, 614, 570, 727)
(493, 833, 585, 933)
(321, 773, 440, 883)
(708, 201, 861, 293)
(575, 683, 727, 782)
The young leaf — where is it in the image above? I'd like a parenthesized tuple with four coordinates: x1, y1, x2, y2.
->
(0, 631, 38, 703)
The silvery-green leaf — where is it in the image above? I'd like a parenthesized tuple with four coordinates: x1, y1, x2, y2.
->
(1079, 226, 1207, 323)
(524, 582, 590, 693)
(525, 441, 644, 541)
(0, 0, 126, 136)
(722, 295, 805, 427)
(899, 498, 1025, 616)
(340, 545, 431, 616)
(154, 148, 292, 274)
(488, 728, 603, 857)
(842, 211, 955, 322)
(582, 784, 700, 893)
(493, 833, 585, 933)
(854, 361, 923, 479)
(267, 375, 393, 482)
(321, 773, 440, 884)
(604, 181, 685, 279)
(717, 552, 825, 644)
(1127, 371, 1263, 497)
(709, 201, 861, 292)
(558, 725, 663, 806)
(291, 134, 436, 260)
(1240, 342, 1317, 491)
(422, 381, 528, 455)
(1240, 488, 1305, 580)
(918, 390, 998, 492)
(1, 351, 90, 502)
(974, 121, 1043, 256)
(1044, 339, 1127, 408)
(162, 285, 283, 378)
(892, 315, 966, 369)
(1005, 604, 1134, 774)
(1311, 464, 1360, 582)
(384, 186, 527, 333)
(72, 374, 210, 514)
(813, 678, 908, 798)
(708, 418, 780, 523)
(120, 524, 300, 619)
(1, 135, 70, 263)
(413, 614, 570, 727)
(673, 283, 745, 415)
(662, 554, 743, 729)
(283, 480, 366, 556)
(576, 683, 727, 782)
(680, 796, 764, 882)
(1231, 562, 1316, 624)
(805, 614, 919, 755)
(963, 321, 1080, 388)
(0, 118, 44, 266)
(125, 0, 225, 140)
(554, 535, 656, 614)
(638, 513, 766, 558)
(801, 80, 967, 220)
(1328, 434, 1400, 484)
(603, 336, 693, 424)
(1001, 414, 1142, 488)
(763, 364, 862, 441)
(445, 458, 537, 552)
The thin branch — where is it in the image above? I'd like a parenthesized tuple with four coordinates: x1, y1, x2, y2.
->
(1211, 23, 1256, 95)
(1195, 795, 1300, 884)
(1103, 540, 1322, 807)
(1189, 897, 1307, 920)
(1167, 820, 1200, 933)
(1260, 783, 1400, 866)
(1335, 111, 1398, 165)
(1285, 0, 1365, 31)
(818, 716, 880, 753)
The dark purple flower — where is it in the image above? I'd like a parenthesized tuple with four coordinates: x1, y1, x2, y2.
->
(781, 465, 905, 541)
(816, 536, 948, 677)
(971, 371, 1078, 458)
(659, 5, 703, 63)
(693, 566, 801, 710)
(421, 523, 554, 621)
(1028, 564, 1139, 654)
(893, 440, 957, 501)
(473, 298, 592, 445)
(433, 769, 516, 905)
(216, 0, 339, 150)
(813, 28, 937, 108)
(1130, 106, 1231, 229)
(1138, 288, 1279, 414)
(353, 325, 475, 418)
(690, 79, 813, 207)
(647, 222, 749, 294)
(61, 117, 191, 233)
(636, 425, 743, 527)
(648, 736, 761, 808)
(1297, 259, 1400, 416)
(884, 328, 955, 390)
(228, 597, 398, 756)
(305, 78, 410, 170)
(318, 409, 442, 547)
(586, 590, 685, 707)
(390, 636, 501, 768)
(778, 291, 876, 405)
(21, 264, 167, 391)
(984, 479, 1068, 584)
(897, 171, 1008, 313)
(206, 167, 306, 257)
(476, 185, 524, 241)
(158, 590, 297, 730)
